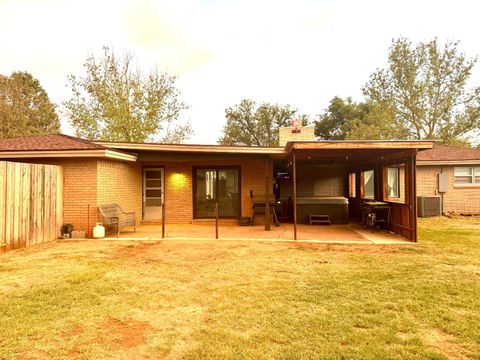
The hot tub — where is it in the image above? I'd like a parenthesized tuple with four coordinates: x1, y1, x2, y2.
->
(295, 197, 349, 224)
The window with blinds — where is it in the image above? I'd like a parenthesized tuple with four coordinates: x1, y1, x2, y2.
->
(454, 167, 480, 186)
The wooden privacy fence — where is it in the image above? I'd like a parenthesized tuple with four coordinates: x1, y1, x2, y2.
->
(0, 161, 63, 253)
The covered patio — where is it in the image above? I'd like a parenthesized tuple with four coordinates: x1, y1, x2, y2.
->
(104, 223, 409, 244)
(278, 140, 433, 242)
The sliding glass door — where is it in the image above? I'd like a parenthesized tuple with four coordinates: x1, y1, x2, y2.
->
(194, 167, 240, 218)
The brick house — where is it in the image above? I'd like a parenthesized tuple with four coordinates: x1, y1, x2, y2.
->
(417, 145, 480, 215)
(0, 129, 434, 241)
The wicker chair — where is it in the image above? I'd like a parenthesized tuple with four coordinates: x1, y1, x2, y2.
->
(98, 204, 136, 237)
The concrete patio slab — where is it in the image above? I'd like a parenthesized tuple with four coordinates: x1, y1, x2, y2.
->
(96, 222, 410, 245)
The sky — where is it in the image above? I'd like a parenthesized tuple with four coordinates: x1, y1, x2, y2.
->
(1, 0, 480, 144)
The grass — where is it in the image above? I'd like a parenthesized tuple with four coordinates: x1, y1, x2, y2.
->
(0, 217, 479, 359)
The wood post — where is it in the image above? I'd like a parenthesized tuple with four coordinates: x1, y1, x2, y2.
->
(381, 165, 388, 201)
(376, 164, 384, 201)
(161, 202, 165, 239)
(409, 155, 417, 242)
(265, 176, 270, 231)
(292, 150, 297, 240)
(87, 204, 90, 238)
(404, 154, 417, 242)
(215, 202, 219, 239)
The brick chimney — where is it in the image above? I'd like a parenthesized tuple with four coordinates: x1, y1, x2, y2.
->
(278, 122, 315, 146)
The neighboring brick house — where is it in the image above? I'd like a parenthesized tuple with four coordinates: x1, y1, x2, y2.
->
(0, 130, 434, 241)
(417, 145, 480, 215)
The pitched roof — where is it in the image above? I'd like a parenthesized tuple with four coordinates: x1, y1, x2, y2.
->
(417, 145, 480, 162)
(0, 134, 105, 151)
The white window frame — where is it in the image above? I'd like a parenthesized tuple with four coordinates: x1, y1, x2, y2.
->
(454, 167, 480, 186)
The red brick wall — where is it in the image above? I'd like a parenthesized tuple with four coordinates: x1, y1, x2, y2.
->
(6, 156, 272, 229)
(97, 160, 142, 225)
(60, 159, 98, 233)
(16, 158, 142, 233)
(417, 165, 480, 214)
(146, 157, 271, 223)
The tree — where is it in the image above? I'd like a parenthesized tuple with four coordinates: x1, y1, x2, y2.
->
(0, 71, 60, 139)
(64, 47, 192, 143)
(314, 97, 409, 140)
(363, 38, 480, 142)
(346, 102, 410, 140)
(314, 96, 369, 140)
(219, 99, 309, 146)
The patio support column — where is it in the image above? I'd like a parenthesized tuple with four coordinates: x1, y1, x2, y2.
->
(292, 149, 297, 240)
(265, 156, 272, 231)
(265, 175, 271, 231)
(407, 154, 417, 242)
(355, 169, 361, 220)
(377, 164, 386, 201)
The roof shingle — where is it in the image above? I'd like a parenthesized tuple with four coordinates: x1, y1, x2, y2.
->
(417, 145, 480, 161)
(0, 134, 105, 151)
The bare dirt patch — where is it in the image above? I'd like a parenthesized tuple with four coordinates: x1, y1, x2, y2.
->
(67, 317, 155, 358)
(61, 325, 85, 338)
(421, 328, 470, 359)
(98, 317, 154, 349)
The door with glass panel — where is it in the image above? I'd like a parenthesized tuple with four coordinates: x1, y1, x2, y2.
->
(143, 168, 164, 221)
(194, 167, 240, 218)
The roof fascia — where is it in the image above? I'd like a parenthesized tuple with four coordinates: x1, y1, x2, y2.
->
(0, 149, 137, 162)
(417, 160, 480, 166)
(96, 142, 286, 155)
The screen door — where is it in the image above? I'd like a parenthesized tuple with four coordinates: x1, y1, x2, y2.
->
(143, 168, 164, 221)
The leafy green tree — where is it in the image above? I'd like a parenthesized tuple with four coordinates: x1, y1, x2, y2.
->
(346, 102, 410, 140)
(363, 38, 480, 142)
(314, 97, 369, 140)
(219, 99, 309, 146)
(314, 97, 408, 140)
(64, 47, 192, 143)
(0, 71, 60, 139)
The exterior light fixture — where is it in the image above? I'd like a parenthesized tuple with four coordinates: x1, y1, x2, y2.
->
(171, 173, 186, 189)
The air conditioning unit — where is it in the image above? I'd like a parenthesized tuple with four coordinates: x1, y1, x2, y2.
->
(417, 196, 441, 217)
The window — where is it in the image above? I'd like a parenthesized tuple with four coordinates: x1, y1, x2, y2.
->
(387, 167, 400, 198)
(363, 170, 375, 199)
(454, 167, 480, 186)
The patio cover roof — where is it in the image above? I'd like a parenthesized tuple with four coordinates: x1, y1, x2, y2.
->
(0, 134, 434, 161)
(285, 140, 433, 151)
(95, 141, 286, 155)
(98, 139, 433, 158)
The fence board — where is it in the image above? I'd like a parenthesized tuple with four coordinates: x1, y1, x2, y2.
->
(0, 161, 63, 253)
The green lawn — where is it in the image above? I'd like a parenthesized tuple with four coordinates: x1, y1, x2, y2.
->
(0, 217, 479, 359)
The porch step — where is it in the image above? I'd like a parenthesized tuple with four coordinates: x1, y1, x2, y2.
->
(309, 214, 331, 226)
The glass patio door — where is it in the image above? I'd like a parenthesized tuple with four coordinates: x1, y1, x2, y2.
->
(143, 168, 164, 221)
(194, 167, 240, 218)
